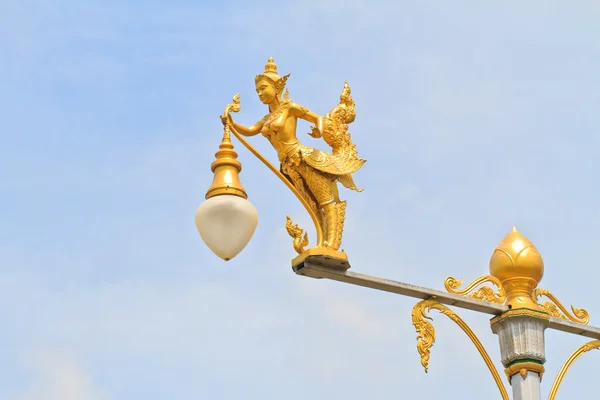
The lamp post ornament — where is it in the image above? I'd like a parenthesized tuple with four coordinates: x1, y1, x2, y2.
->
(195, 58, 600, 400)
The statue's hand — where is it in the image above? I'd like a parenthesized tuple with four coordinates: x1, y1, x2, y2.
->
(308, 125, 322, 139)
(220, 114, 233, 126)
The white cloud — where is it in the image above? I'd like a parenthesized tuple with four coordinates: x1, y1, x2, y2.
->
(9, 349, 106, 400)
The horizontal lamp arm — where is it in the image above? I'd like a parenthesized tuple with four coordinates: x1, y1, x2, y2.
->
(295, 256, 600, 340)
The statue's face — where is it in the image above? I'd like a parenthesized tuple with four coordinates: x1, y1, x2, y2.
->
(255, 80, 277, 104)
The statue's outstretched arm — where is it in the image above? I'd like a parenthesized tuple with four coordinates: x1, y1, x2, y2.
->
(289, 103, 323, 138)
(223, 114, 264, 137)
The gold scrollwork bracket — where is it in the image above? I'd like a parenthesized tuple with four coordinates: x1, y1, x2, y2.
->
(412, 298, 510, 400)
(548, 340, 600, 400)
(533, 288, 590, 324)
(444, 275, 506, 304)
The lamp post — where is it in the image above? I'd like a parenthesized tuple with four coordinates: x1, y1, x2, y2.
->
(196, 58, 600, 400)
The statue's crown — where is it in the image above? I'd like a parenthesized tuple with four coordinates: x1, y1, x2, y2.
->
(264, 57, 278, 75)
(256, 57, 280, 81)
(255, 57, 290, 94)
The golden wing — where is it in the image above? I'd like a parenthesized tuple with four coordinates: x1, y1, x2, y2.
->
(322, 82, 360, 155)
(304, 149, 365, 175)
(303, 81, 365, 189)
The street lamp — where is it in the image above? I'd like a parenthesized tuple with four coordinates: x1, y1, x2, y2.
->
(195, 94, 258, 261)
(196, 58, 600, 400)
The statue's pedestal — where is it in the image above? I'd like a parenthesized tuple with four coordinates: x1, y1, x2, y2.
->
(292, 248, 350, 275)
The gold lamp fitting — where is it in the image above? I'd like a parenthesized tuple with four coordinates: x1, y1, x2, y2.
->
(205, 130, 248, 200)
(489, 227, 544, 310)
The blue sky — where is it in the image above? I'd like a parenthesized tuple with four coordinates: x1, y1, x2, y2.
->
(1, 1, 600, 399)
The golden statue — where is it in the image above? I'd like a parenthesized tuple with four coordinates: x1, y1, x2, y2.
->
(221, 57, 366, 259)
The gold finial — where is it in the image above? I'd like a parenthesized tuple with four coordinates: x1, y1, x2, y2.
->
(489, 227, 544, 309)
(206, 94, 247, 199)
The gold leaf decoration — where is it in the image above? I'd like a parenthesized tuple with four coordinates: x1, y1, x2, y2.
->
(444, 275, 506, 304)
(534, 288, 590, 324)
(411, 298, 510, 400)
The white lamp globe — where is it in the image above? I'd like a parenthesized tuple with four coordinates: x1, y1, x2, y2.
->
(195, 194, 258, 261)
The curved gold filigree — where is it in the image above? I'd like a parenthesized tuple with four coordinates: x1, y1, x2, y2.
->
(548, 340, 600, 400)
(444, 275, 506, 304)
(412, 300, 436, 372)
(533, 288, 590, 324)
(285, 215, 309, 254)
(225, 58, 365, 255)
(412, 298, 510, 400)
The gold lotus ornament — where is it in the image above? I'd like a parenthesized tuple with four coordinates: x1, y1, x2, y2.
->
(489, 227, 544, 309)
